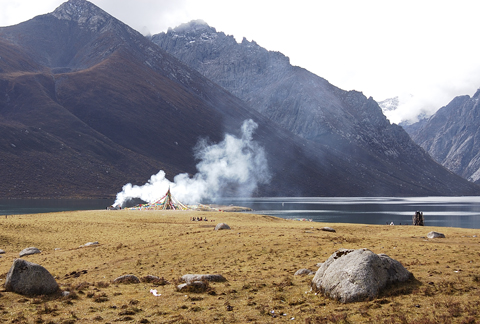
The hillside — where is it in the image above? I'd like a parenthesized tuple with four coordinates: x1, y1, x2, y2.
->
(0, 1, 479, 199)
(404, 89, 480, 185)
(152, 20, 480, 196)
(0, 210, 479, 323)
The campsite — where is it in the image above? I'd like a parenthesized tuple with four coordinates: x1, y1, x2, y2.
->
(1, 209, 479, 323)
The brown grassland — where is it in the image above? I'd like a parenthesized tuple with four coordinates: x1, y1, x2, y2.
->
(0, 210, 479, 323)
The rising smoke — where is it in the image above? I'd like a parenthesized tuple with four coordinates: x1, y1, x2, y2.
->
(113, 119, 270, 207)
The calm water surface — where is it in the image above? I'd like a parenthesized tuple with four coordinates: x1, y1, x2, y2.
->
(217, 197, 480, 229)
(2, 197, 480, 229)
(0, 199, 110, 216)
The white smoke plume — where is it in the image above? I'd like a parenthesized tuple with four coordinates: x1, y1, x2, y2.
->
(113, 119, 270, 207)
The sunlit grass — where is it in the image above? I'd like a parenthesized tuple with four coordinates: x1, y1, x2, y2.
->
(0, 210, 479, 323)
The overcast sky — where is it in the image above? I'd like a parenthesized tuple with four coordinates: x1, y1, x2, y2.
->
(1, 0, 480, 124)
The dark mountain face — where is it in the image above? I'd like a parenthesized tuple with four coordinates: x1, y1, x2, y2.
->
(0, 0, 338, 198)
(0, 2, 478, 199)
(404, 89, 480, 185)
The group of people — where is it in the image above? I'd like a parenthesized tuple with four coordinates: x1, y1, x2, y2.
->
(191, 216, 213, 222)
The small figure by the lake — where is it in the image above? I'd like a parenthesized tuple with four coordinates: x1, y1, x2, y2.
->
(413, 211, 424, 226)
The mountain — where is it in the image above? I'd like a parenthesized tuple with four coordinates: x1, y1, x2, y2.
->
(0, 2, 478, 199)
(151, 21, 480, 196)
(378, 97, 399, 114)
(0, 0, 354, 198)
(404, 89, 480, 184)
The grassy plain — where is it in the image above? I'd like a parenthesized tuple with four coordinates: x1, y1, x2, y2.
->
(0, 209, 479, 323)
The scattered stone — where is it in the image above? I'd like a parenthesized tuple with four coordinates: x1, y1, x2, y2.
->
(64, 270, 88, 279)
(113, 274, 140, 284)
(214, 223, 231, 231)
(311, 248, 412, 303)
(141, 275, 169, 285)
(0, 249, 5, 254)
(294, 269, 315, 276)
(320, 227, 336, 233)
(5, 259, 59, 296)
(82, 241, 99, 247)
(19, 247, 41, 257)
(427, 231, 445, 239)
(177, 281, 208, 293)
(181, 274, 227, 284)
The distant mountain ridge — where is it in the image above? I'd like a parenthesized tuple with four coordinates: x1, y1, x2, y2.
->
(0, 2, 478, 198)
(152, 20, 480, 196)
(404, 89, 480, 184)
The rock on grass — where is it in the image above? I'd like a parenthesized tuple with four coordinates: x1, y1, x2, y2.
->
(5, 259, 59, 296)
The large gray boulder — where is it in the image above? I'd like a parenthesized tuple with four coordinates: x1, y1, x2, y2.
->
(5, 259, 59, 296)
(19, 247, 41, 257)
(312, 248, 412, 303)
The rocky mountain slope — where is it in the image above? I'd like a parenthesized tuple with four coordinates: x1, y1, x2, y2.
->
(152, 21, 480, 196)
(0, 1, 478, 198)
(404, 89, 480, 184)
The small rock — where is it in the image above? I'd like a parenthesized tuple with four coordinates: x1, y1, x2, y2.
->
(19, 247, 41, 257)
(181, 274, 227, 283)
(294, 268, 315, 276)
(82, 241, 99, 247)
(177, 281, 208, 293)
(113, 274, 140, 284)
(320, 227, 336, 233)
(427, 231, 445, 239)
(214, 223, 231, 231)
(0, 249, 5, 254)
(5, 259, 59, 296)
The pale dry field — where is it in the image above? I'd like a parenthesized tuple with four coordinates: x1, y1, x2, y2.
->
(0, 209, 479, 323)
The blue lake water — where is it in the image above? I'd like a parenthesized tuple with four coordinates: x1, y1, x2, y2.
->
(216, 197, 480, 229)
(2, 197, 480, 229)
(0, 199, 110, 216)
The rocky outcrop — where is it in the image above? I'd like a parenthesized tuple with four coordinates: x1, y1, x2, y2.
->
(404, 89, 480, 185)
(312, 249, 412, 303)
(5, 259, 59, 296)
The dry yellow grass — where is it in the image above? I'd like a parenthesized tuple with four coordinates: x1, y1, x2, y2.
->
(0, 210, 479, 323)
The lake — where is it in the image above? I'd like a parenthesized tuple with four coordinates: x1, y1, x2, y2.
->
(2, 197, 480, 229)
(0, 199, 110, 216)
(216, 196, 480, 229)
